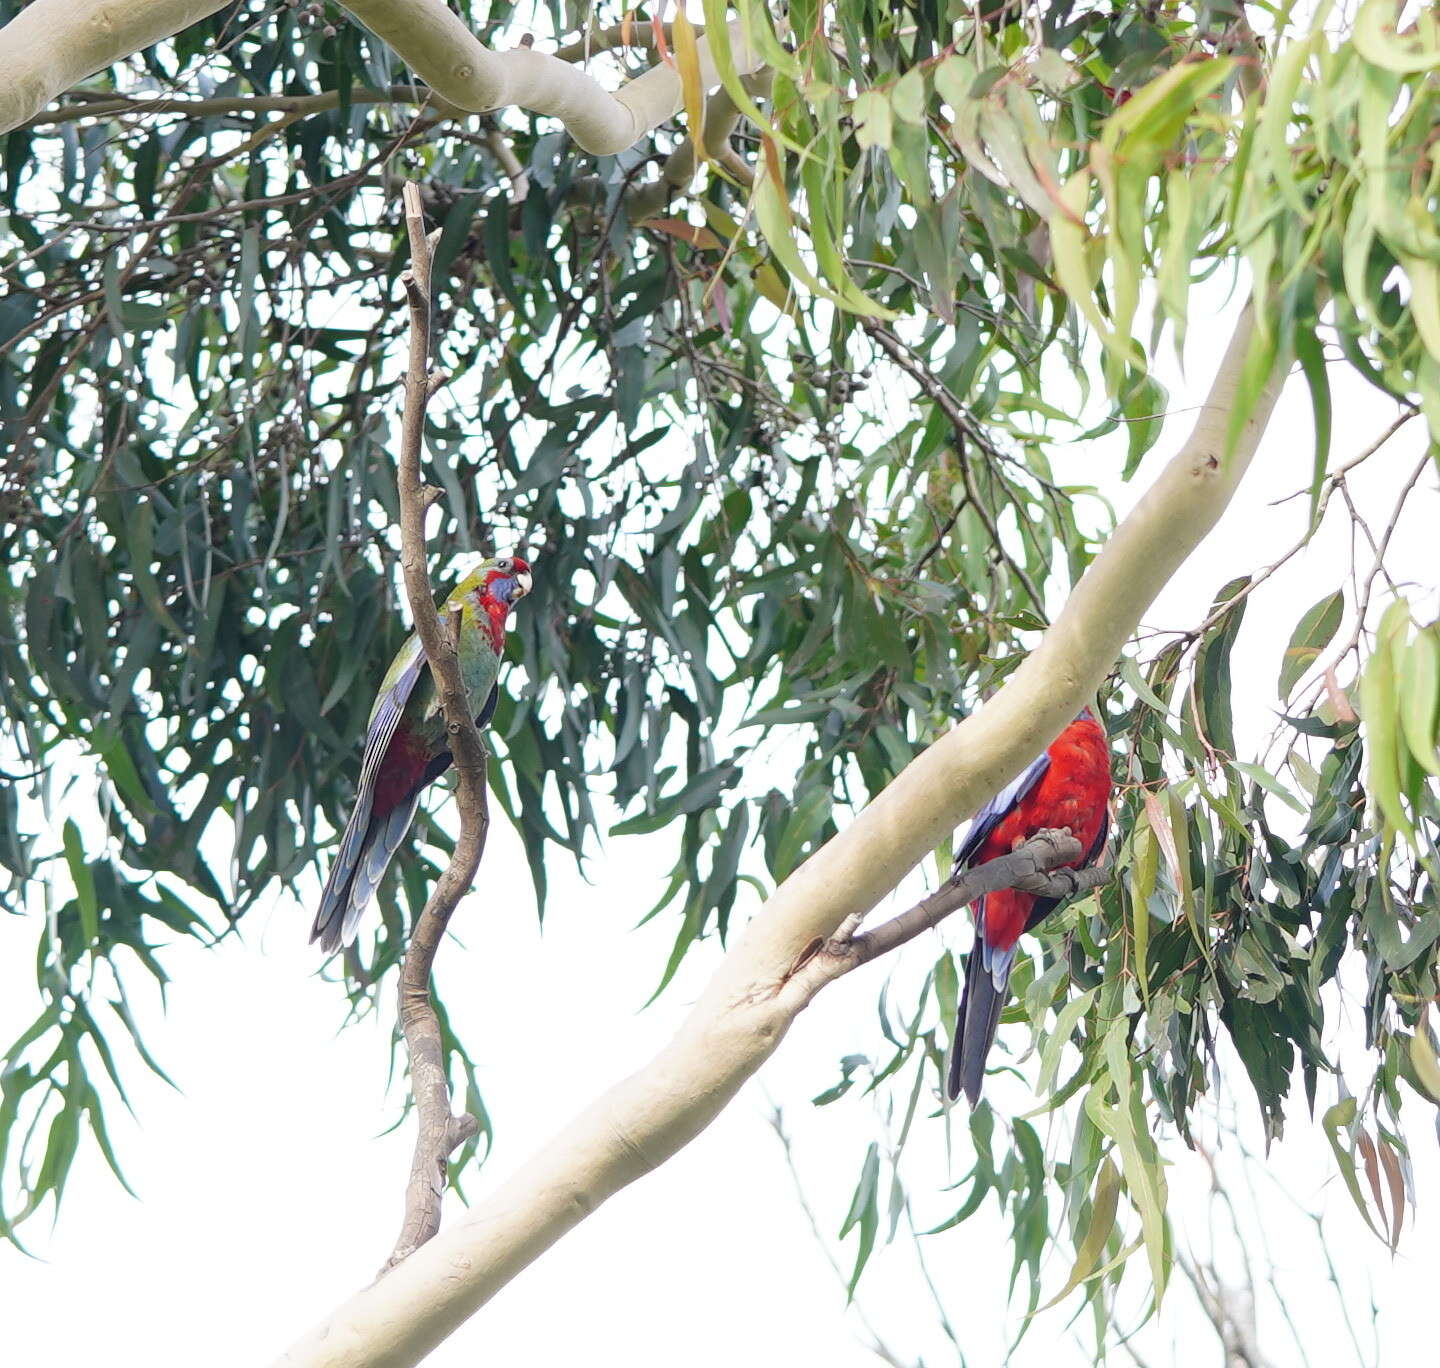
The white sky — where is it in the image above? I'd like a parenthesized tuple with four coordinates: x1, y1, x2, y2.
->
(2, 281, 1439, 1368)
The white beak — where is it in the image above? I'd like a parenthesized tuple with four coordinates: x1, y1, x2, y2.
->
(513, 569, 532, 600)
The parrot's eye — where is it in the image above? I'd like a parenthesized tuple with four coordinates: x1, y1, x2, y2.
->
(497, 558, 513, 573)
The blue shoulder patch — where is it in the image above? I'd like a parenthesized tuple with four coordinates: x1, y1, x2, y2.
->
(951, 750, 1051, 874)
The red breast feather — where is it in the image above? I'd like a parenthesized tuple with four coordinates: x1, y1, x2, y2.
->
(371, 723, 433, 815)
(977, 717, 1111, 951)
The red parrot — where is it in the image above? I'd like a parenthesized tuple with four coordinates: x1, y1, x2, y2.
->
(947, 706, 1112, 1104)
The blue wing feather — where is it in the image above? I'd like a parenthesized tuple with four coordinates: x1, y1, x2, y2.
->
(951, 750, 1051, 875)
(336, 788, 423, 947)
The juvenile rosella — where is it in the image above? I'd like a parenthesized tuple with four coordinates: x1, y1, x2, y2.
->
(310, 556, 531, 952)
(947, 706, 1111, 1104)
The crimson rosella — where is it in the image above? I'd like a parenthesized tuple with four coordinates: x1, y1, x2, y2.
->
(947, 706, 1111, 1104)
(310, 556, 531, 952)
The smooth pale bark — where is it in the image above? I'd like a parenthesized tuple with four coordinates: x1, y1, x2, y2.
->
(272, 308, 1284, 1368)
(0, 0, 759, 150)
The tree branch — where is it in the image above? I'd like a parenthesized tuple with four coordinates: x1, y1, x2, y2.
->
(383, 181, 489, 1271)
(625, 72, 767, 221)
(272, 307, 1285, 1368)
(19, 84, 467, 129)
(624, 83, 748, 222)
(788, 829, 1106, 1000)
(0, 0, 762, 149)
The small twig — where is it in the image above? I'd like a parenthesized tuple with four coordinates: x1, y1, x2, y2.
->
(785, 829, 1106, 1000)
(765, 1107, 920, 1368)
(906, 494, 967, 576)
(1184, 407, 1421, 642)
(21, 83, 468, 130)
(383, 180, 491, 1272)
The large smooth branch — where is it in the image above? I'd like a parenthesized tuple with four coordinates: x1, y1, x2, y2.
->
(0, 0, 760, 150)
(0, 0, 224, 132)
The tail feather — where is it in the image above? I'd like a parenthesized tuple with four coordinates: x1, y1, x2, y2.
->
(337, 791, 421, 949)
(311, 792, 421, 954)
(947, 917, 1017, 1105)
(310, 790, 376, 950)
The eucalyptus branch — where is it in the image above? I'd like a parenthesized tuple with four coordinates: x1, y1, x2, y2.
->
(785, 829, 1106, 1000)
(482, 122, 530, 203)
(0, 0, 762, 149)
(274, 306, 1284, 1368)
(21, 84, 466, 129)
(384, 180, 488, 1271)
(553, 22, 702, 64)
(625, 84, 748, 222)
(628, 69, 769, 220)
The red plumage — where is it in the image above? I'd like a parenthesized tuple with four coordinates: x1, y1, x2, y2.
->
(948, 711, 1112, 1104)
(972, 716, 1111, 950)
(370, 724, 432, 816)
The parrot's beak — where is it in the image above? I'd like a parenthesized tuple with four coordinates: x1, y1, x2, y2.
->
(513, 569, 532, 600)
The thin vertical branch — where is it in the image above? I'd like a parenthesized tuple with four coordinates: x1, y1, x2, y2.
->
(384, 180, 490, 1271)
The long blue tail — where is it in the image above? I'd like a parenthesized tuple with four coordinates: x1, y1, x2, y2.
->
(310, 793, 419, 953)
(947, 907, 1016, 1105)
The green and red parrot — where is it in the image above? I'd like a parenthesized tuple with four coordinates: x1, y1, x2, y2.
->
(947, 706, 1112, 1104)
(310, 555, 532, 952)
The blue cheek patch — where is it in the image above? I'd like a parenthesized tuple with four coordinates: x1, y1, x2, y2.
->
(491, 575, 516, 604)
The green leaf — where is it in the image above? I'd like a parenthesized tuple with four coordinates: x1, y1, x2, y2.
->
(1036, 988, 1096, 1094)
(63, 821, 98, 951)
(1399, 627, 1440, 777)
(772, 785, 834, 881)
(840, 1141, 881, 1295)
(1233, 762, 1307, 815)
(1279, 590, 1344, 699)
(1360, 601, 1416, 847)
(889, 70, 927, 126)
(751, 142, 892, 317)
(1322, 1097, 1382, 1238)
(1085, 1023, 1170, 1300)
(1130, 818, 1156, 1005)
(1293, 323, 1333, 530)
(933, 54, 978, 113)
(92, 725, 158, 820)
(852, 91, 892, 150)
(1409, 1016, 1440, 1103)
(1353, 0, 1440, 74)
(1037, 1156, 1121, 1310)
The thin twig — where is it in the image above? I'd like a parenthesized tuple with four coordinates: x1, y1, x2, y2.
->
(383, 180, 491, 1272)
(22, 83, 466, 129)
(765, 1108, 919, 1368)
(1183, 407, 1421, 641)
